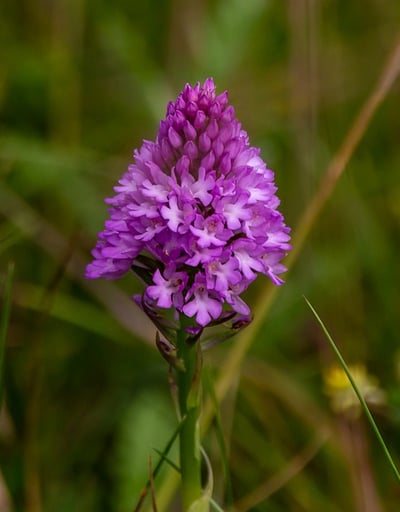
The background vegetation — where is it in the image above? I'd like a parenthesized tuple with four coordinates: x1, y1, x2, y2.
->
(1, 0, 400, 511)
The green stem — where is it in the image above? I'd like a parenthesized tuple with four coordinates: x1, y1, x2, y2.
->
(176, 319, 202, 510)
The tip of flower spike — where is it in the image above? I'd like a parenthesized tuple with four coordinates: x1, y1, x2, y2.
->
(202, 77, 216, 92)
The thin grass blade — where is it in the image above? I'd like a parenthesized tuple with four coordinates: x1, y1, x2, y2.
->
(304, 296, 400, 485)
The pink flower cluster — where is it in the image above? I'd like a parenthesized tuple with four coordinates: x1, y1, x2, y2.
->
(86, 79, 291, 326)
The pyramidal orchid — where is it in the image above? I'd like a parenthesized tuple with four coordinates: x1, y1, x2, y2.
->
(86, 78, 291, 510)
(86, 78, 291, 329)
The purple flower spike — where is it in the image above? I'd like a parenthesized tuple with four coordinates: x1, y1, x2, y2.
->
(86, 78, 291, 327)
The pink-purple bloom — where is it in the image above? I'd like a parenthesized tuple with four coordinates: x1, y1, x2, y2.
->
(86, 78, 291, 327)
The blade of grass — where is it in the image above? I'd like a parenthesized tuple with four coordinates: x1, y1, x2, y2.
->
(134, 415, 185, 512)
(0, 263, 14, 404)
(304, 296, 400, 485)
(153, 449, 181, 474)
(286, 34, 400, 269)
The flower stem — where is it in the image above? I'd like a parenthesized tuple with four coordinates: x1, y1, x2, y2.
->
(176, 319, 202, 510)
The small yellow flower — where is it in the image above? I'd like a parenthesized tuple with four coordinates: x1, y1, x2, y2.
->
(323, 363, 386, 419)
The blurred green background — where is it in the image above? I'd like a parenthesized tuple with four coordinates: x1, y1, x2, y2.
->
(1, 0, 400, 511)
